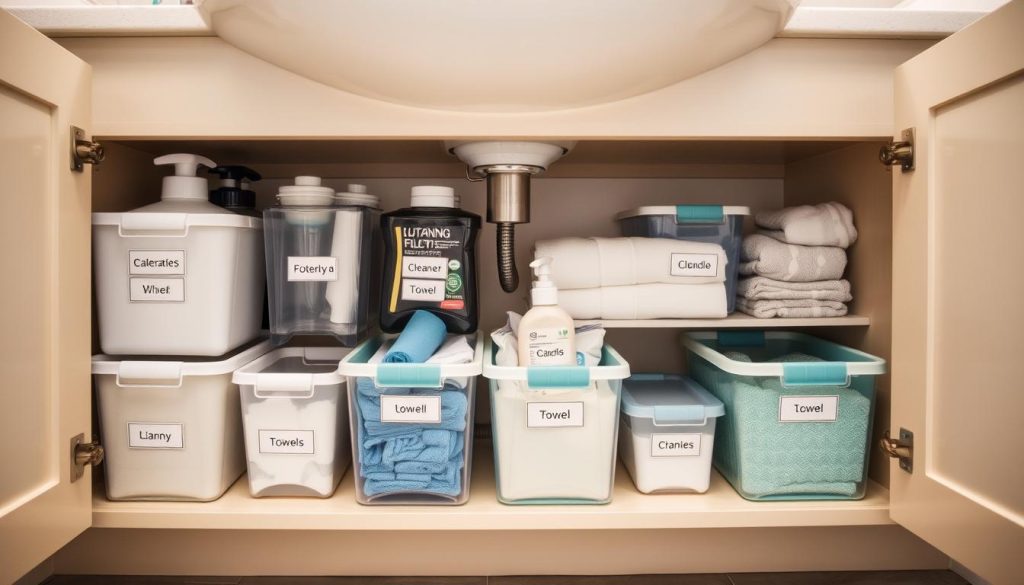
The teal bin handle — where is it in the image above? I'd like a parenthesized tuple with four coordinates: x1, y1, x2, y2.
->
(376, 364, 443, 388)
(653, 404, 707, 426)
(676, 205, 725, 224)
(782, 362, 850, 387)
(717, 330, 766, 347)
(527, 366, 591, 389)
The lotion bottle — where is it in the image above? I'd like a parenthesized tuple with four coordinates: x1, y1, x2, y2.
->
(518, 257, 577, 366)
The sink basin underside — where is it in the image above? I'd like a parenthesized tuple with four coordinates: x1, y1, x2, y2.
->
(200, 0, 796, 112)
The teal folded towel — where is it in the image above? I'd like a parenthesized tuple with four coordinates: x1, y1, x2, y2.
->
(383, 310, 447, 363)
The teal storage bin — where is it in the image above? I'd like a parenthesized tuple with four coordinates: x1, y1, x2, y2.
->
(682, 331, 885, 501)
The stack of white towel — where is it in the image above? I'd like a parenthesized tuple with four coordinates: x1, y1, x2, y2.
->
(533, 237, 729, 320)
(737, 202, 857, 318)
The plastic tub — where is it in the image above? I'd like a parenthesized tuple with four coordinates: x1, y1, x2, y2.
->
(616, 205, 749, 313)
(233, 347, 352, 498)
(483, 340, 631, 505)
(92, 212, 265, 356)
(263, 204, 379, 346)
(338, 335, 483, 505)
(92, 339, 271, 501)
(682, 331, 885, 501)
(619, 374, 725, 494)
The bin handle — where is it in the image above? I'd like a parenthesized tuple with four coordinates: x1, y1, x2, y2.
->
(118, 213, 191, 238)
(526, 366, 591, 389)
(781, 362, 851, 387)
(675, 205, 725, 225)
(115, 361, 184, 389)
(254, 374, 317, 399)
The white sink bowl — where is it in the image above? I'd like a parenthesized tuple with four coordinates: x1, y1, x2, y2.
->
(199, 0, 797, 112)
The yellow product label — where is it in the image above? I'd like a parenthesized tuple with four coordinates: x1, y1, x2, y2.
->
(389, 226, 403, 313)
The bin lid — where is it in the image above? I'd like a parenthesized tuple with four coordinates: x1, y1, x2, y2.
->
(92, 338, 272, 381)
(233, 347, 349, 394)
(621, 374, 724, 425)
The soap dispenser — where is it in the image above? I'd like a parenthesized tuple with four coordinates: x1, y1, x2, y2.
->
(517, 257, 577, 366)
(209, 165, 261, 216)
(133, 154, 225, 214)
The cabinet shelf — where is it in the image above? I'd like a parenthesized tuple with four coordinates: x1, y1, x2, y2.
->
(577, 313, 870, 329)
(91, 443, 891, 531)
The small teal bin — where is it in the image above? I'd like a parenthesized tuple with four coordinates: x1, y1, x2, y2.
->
(682, 331, 886, 501)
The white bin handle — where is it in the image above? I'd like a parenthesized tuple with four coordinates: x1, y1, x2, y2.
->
(118, 213, 190, 237)
(254, 374, 317, 399)
(115, 361, 184, 388)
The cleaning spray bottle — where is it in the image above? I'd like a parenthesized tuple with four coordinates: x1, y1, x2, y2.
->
(517, 257, 577, 366)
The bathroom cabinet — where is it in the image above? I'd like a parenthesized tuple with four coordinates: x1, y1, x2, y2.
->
(1, 3, 1021, 583)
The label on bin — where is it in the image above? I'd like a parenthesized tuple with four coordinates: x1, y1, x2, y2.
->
(258, 430, 315, 454)
(288, 256, 338, 282)
(129, 278, 185, 302)
(401, 278, 446, 302)
(651, 433, 702, 457)
(670, 253, 719, 278)
(779, 395, 839, 422)
(402, 257, 448, 280)
(527, 402, 584, 428)
(129, 250, 185, 275)
(380, 395, 442, 424)
(127, 423, 184, 449)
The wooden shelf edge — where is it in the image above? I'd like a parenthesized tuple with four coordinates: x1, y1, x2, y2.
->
(578, 314, 870, 329)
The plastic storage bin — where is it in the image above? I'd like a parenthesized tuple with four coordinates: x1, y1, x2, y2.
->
(616, 205, 749, 313)
(233, 347, 352, 497)
(619, 374, 725, 494)
(263, 179, 379, 346)
(92, 339, 271, 501)
(483, 340, 631, 505)
(338, 335, 483, 505)
(682, 331, 885, 501)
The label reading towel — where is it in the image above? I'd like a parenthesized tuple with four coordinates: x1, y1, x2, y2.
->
(527, 402, 584, 428)
(129, 250, 185, 275)
(380, 395, 442, 424)
(129, 278, 185, 302)
(128, 423, 184, 449)
(288, 257, 338, 282)
(258, 430, 315, 454)
(651, 433, 702, 457)
(670, 253, 719, 278)
(779, 396, 839, 422)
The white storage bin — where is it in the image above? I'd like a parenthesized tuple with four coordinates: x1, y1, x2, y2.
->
(619, 374, 725, 494)
(92, 339, 271, 501)
(483, 340, 630, 505)
(233, 347, 352, 498)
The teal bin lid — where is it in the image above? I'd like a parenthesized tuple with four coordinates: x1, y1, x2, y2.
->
(621, 374, 724, 425)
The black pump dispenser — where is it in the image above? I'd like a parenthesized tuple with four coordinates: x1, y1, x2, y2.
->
(209, 165, 261, 215)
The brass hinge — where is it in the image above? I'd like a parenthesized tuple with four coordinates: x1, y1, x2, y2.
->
(881, 428, 914, 473)
(71, 126, 104, 172)
(879, 127, 915, 172)
(71, 433, 104, 483)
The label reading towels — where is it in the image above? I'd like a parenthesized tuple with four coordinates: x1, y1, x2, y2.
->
(779, 396, 839, 422)
(380, 395, 442, 424)
(527, 402, 584, 428)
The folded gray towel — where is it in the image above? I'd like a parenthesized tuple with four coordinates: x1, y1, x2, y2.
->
(737, 297, 848, 319)
(755, 202, 858, 248)
(740, 234, 846, 282)
(737, 277, 852, 302)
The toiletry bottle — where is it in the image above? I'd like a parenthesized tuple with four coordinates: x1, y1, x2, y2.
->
(134, 154, 224, 214)
(518, 257, 577, 366)
(381, 185, 480, 334)
(209, 165, 261, 216)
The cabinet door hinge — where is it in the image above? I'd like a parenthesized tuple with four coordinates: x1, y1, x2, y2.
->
(881, 428, 914, 473)
(71, 433, 104, 483)
(879, 127, 915, 172)
(71, 126, 104, 172)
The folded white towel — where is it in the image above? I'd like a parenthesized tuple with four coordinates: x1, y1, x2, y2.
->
(535, 237, 727, 290)
(755, 202, 858, 248)
(559, 283, 727, 320)
(737, 298, 848, 319)
(740, 234, 846, 282)
(737, 277, 852, 303)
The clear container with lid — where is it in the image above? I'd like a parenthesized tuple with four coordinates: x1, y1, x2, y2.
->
(263, 177, 380, 346)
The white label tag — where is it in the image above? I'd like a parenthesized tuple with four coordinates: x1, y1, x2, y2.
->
(129, 250, 185, 275)
(258, 430, 315, 454)
(526, 327, 575, 366)
(380, 395, 442, 424)
(129, 278, 185, 302)
(651, 433, 702, 457)
(402, 257, 448, 280)
(127, 423, 184, 449)
(401, 278, 446, 302)
(527, 402, 584, 428)
(779, 395, 839, 422)
(670, 253, 719, 278)
(287, 256, 338, 282)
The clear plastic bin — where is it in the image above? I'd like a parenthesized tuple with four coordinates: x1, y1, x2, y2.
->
(619, 374, 725, 494)
(682, 331, 885, 501)
(338, 335, 483, 505)
(233, 347, 352, 498)
(483, 341, 631, 505)
(617, 205, 749, 313)
(263, 204, 379, 346)
(92, 339, 271, 501)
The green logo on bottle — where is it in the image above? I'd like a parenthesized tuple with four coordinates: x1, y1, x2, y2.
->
(445, 273, 462, 293)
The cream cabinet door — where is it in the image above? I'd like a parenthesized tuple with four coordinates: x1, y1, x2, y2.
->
(890, 2, 1024, 584)
(0, 10, 94, 583)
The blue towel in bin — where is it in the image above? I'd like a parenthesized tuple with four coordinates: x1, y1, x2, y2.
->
(383, 310, 448, 363)
(355, 376, 468, 498)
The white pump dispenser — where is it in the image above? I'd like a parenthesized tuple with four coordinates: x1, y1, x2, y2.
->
(517, 257, 577, 366)
(155, 154, 217, 200)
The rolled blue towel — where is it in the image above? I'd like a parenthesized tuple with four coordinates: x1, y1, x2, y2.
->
(383, 310, 448, 363)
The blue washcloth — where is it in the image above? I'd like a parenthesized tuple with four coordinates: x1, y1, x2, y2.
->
(383, 310, 448, 363)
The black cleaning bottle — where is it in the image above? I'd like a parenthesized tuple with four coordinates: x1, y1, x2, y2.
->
(381, 185, 481, 333)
